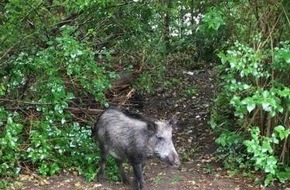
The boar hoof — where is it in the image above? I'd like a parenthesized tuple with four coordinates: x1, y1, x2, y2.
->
(97, 174, 106, 183)
(121, 175, 130, 184)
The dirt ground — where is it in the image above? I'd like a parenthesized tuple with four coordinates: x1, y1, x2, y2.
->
(7, 67, 287, 190)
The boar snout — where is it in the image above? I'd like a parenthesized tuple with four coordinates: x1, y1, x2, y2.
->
(158, 151, 180, 167)
(169, 151, 180, 167)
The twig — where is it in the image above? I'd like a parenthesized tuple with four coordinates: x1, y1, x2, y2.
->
(67, 107, 103, 115)
(4, 105, 103, 115)
(119, 88, 135, 106)
(0, 32, 35, 61)
(0, 98, 51, 105)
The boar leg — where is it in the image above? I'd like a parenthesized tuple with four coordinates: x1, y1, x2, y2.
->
(132, 163, 144, 190)
(97, 144, 107, 182)
(116, 159, 129, 184)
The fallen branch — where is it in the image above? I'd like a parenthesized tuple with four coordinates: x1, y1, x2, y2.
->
(4, 105, 103, 115)
(0, 98, 52, 105)
(119, 88, 135, 106)
(67, 107, 103, 115)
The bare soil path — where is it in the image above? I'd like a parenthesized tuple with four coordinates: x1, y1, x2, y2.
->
(8, 68, 284, 190)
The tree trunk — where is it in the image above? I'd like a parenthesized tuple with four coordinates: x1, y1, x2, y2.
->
(164, 0, 172, 53)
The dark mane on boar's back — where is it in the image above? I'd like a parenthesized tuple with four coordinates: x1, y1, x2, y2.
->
(117, 107, 158, 131)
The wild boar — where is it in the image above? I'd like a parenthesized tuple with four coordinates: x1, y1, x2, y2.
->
(92, 107, 180, 190)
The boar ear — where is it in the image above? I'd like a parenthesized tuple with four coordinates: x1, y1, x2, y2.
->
(147, 120, 158, 132)
(168, 113, 179, 127)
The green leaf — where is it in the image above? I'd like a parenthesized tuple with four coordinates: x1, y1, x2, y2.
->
(277, 171, 290, 183)
(262, 102, 272, 112)
(274, 125, 290, 140)
(264, 173, 274, 186)
(247, 104, 256, 113)
(261, 140, 272, 153)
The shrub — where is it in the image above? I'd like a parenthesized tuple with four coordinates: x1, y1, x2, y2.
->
(212, 40, 290, 185)
(0, 26, 111, 181)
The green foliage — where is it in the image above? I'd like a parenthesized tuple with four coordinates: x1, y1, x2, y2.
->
(0, 0, 182, 183)
(0, 111, 23, 178)
(212, 37, 290, 184)
(106, 157, 120, 182)
(0, 110, 99, 181)
(183, 86, 196, 97)
(0, 0, 118, 182)
(0, 180, 10, 189)
(133, 36, 166, 94)
(215, 131, 243, 149)
(209, 1, 290, 185)
(217, 40, 290, 121)
(213, 39, 290, 184)
(214, 131, 247, 170)
(244, 126, 290, 185)
(194, 2, 230, 62)
(202, 7, 225, 32)
(26, 122, 99, 180)
(0, 24, 111, 179)
(135, 72, 155, 94)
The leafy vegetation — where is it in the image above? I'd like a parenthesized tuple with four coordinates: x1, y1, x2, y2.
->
(209, 0, 290, 185)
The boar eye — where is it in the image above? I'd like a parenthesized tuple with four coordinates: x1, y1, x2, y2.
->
(157, 136, 164, 141)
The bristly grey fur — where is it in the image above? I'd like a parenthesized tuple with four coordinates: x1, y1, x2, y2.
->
(110, 107, 157, 132)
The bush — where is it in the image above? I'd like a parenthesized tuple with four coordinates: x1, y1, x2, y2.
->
(0, 26, 111, 181)
(0, 0, 169, 183)
(212, 39, 290, 185)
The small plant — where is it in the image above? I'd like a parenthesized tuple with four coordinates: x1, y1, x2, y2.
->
(202, 7, 225, 31)
(170, 174, 182, 184)
(244, 126, 290, 185)
(163, 78, 182, 91)
(184, 86, 197, 97)
(135, 72, 155, 94)
(0, 112, 23, 178)
(181, 147, 197, 162)
(153, 174, 164, 186)
(0, 180, 10, 189)
(106, 157, 120, 182)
